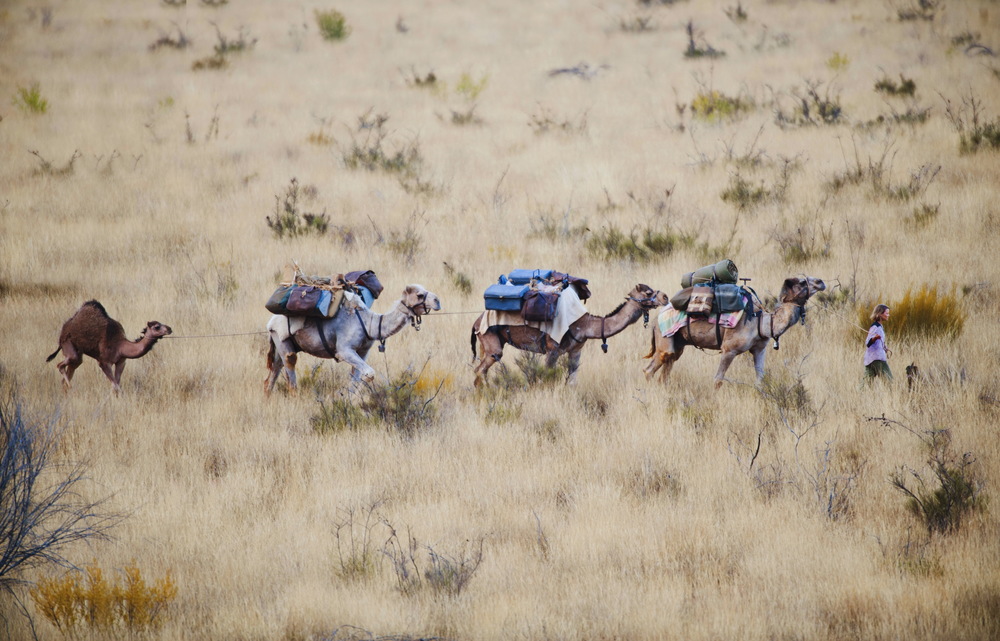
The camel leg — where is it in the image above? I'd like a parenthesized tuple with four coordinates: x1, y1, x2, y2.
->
(655, 348, 683, 384)
(565, 349, 583, 385)
(337, 350, 375, 384)
(264, 333, 301, 396)
(346, 345, 376, 394)
(644, 335, 683, 385)
(113, 360, 126, 389)
(98, 361, 122, 394)
(264, 336, 285, 396)
(473, 330, 505, 387)
(56, 346, 82, 391)
(283, 353, 299, 393)
(750, 343, 767, 383)
(642, 330, 667, 380)
(714, 350, 740, 390)
(544, 351, 561, 370)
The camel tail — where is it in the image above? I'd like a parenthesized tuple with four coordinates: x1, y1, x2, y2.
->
(265, 335, 276, 371)
(46, 347, 61, 362)
(470, 327, 478, 362)
(642, 332, 656, 360)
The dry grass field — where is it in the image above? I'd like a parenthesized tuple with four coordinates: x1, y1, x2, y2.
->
(2, 0, 1000, 639)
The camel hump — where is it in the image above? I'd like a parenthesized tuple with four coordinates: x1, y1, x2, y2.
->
(82, 299, 110, 317)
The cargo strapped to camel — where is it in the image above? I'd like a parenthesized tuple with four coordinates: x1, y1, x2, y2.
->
(666, 258, 762, 349)
(265, 264, 383, 318)
(482, 269, 590, 320)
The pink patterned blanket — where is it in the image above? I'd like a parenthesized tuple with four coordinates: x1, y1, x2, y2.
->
(656, 304, 744, 337)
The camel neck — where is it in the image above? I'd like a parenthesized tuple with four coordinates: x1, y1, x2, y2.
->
(583, 300, 643, 338)
(357, 301, 411, 340)
(121, 336, 159, 359)
(770, 302, 802, 338)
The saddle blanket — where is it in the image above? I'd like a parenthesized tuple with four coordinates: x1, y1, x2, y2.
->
(657, 304, 744, 337)
(477, 285, 588, 343)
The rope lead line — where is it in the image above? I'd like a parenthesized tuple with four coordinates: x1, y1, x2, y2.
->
(164, 331, 268, 339)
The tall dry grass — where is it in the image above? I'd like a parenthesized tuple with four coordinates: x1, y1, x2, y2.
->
(2, 0, 999, 639)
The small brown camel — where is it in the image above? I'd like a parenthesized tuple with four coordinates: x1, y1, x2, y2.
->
(471, 284, 668, 386)
(46, 300, 173, 393)
(643, 276, 826, 389)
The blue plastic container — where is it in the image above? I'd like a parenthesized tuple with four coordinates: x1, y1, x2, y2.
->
(484, 283, 529, 311)
(507, 269, 554, 285)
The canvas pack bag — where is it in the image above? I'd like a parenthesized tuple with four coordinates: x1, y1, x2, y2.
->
(522, 289, 559, 322)
(686, 286, 714, 315)
(712, 283, 746, 314)
(345, 270, 383, 300)
(669, 287, 693, 311)
(285, 286, 323, 313)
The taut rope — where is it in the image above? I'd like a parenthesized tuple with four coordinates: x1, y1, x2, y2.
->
(163, 331, 267, 339)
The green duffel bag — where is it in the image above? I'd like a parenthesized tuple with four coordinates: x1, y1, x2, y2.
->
(681, 259, 739, 288)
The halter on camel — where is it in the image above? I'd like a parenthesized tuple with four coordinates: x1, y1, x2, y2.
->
(570, 289, 662, 353)
(755, 301, 807, 351)
(356, 299, 426, 353)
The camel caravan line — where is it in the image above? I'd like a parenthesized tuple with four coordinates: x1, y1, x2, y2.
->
(48, 261, 825, 395)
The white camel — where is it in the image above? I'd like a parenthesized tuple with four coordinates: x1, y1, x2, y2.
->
(265, 284, 441, 395)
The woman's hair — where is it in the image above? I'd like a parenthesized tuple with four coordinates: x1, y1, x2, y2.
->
(870, 304, 890, 323)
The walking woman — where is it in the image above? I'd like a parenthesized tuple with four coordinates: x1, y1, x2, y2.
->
(864, 304, 892, 381)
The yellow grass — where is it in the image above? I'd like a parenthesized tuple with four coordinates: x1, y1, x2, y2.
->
(2, 1, 999, 639)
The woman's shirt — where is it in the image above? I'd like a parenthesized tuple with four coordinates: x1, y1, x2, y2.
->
(864, 322, 887, 365)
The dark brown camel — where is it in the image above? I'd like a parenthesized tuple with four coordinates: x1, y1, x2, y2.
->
(46, 300, 172, 393)
(471, 284, 667, 386)
(643, 276, 825, 389)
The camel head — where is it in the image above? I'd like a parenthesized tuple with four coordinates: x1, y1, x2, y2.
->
(138, 321, 173, 341)
(779, 276, 826, 305)
(401, 284, 442, 317)
(629, 284, 669, 309)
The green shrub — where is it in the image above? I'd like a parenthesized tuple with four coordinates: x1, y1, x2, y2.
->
(961, 119, 1000, 154)
(905, 202, 940, 228)
(342, 125, 423, 177)
(528, 105, 588, 135)
(896, 0, 939, 22)
(875, 74, 916, 97)
(312, 398, 375, 434)
(720, 173, 769, 210)
(891, 432, 985, 534)
(455, 72, 488, 101)
(684, 20, 724, 59)
(315, 9, 350, 41)
(13, 83, 48, 114)
(942, 92, 1000, 154)
(774, 80, 843, 127)
(333, 500, 387, 582)
(585, 224, 689, 263)
(770, 221, 833, 264)
(312, 366, 440, 437)
(266, 178, 329, 239)
(443, 262, 472, 296)
(363, 366, 441, 437)
(690, 90, 753, 122)
(620, 15, 656, 33)
(212, 24, 256, 55)
(826, 52, 850, 72)
(857, 284, 965, 340)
